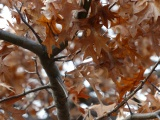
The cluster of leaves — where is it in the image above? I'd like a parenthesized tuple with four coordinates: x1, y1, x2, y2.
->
(0, 0, 160, 119)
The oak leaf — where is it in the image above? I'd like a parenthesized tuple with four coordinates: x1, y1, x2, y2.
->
(89, 103, 116, 117)
(116, 67, 145, 101)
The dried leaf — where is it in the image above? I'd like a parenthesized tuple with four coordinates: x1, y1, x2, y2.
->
(0, 82, 14, 93)
(116, 67, 145, 101)
(89, 103, 116, 117)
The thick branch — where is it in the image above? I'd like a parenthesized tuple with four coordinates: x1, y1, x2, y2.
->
(0, 85, 51, 103)
(0, 30, 43, 56)
(124, 109, 160, 120)
(0, 1, 92, 120)
(0, 29, 70, 120)
(39, 54, 69, 120)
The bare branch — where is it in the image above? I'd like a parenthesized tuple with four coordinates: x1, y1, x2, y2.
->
(32, 56, 44, 85)
(124, 109, 160, 120)
(96, 58, 160, 120)
(14, 5, 43, 44)
(0, 85, 52, 103)
(0, 30, 44, 56)
(53, 55, 68, 61)
(148, 80, 160, 92)
(32, 56, 52, 95)
(125, 95, 133, 115)
(44, 104, 56, 112)
(22, 92, 39, 110)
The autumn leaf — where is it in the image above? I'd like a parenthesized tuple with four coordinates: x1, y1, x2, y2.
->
(0, 82, 14, 93)
(135, 1, 160, 24)
(42, 31, 56, 57)
(0, 58, 13, 81)
(89, 103, 116, 117)
(100, 5, 117, 28)
(2, 103, 25, 120)
(83, 45, 99, 64)
(37, 15, 58, 57)
(0, 45, 14, 59)
(116, 67, 145, 101)
(1, 0, 160, 119)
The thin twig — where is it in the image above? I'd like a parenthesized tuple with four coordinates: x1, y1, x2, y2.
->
(44, 104, 56, 112)
(24, 70, 36, 74)
(22, 92, 39, 110)
(52, 55, 68, 61)
(123, 109, 160, 120)
(32, 56, 52, 95)
(32, 56, 43, 85)
(47, 23, 57, 37)
(125, 94, 133, 115)
(96, 59, 160, 120)
(126, 102, 132, 115)
(109, 2, 117, 10)
(148, 80, 160, 92)
(0, 85, 52, 103)
(14, 5, 43, 44)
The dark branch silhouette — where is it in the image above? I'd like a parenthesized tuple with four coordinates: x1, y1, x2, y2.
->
(0, 85, 51, 103)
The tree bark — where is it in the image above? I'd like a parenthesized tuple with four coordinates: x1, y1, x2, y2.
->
(0, 30, 70, 120)
(0, 1, 92, 120)
(39, 54, 69, 120)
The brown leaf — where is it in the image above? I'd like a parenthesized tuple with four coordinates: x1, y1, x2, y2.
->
(89, 103, 116, 117)
(116, 66, 145, 101)
(2, 104, 25, 120)
(37, 15, 58, 57)
(0, 45, 14, 59)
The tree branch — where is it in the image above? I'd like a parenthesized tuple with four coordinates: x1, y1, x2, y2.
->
(77, 0, 92, 19)
(14, 5, 43, 44)
(96, 58, 160, 120)
(0, 30, 44, 56)
(0, 29, 70, 120)
(0, 85, 51, 103)
(51, 40, 68, 57)
(0, 1, 93, 120)
(32, 56, 52, 95)
(51, 0, 92, 57)
(124, 109, 160, 120)
(39, 55, 69, 120)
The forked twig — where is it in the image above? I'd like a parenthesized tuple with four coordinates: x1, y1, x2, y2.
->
(32, 56, 52, 95)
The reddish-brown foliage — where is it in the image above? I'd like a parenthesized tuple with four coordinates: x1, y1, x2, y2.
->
(0, 0, 160, 120)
